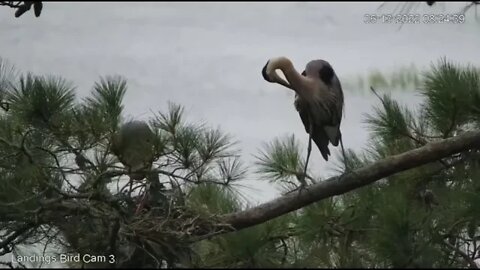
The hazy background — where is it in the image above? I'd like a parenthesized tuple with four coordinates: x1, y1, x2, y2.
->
(1, 1, 479, 268)
(1, 1, 479, 204)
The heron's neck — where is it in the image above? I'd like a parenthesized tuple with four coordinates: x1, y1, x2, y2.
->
(271, 57, 309, 94)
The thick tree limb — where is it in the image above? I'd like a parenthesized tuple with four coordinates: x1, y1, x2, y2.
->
(221, 130, 480, 231)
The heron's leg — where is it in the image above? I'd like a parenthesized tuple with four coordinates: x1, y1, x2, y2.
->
(303, 135, 312, 181)
(301, 121, 314, 191)
(339, 136, 349, 173)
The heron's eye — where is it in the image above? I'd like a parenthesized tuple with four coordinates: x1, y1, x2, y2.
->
(301, 71, 306, 76)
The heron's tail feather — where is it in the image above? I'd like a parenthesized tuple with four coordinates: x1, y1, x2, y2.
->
(312, 128, 330, 161)
(324, 125, 341, 146)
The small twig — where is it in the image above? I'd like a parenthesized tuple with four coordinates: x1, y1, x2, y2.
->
(133, 241, 162, 268)
(35, 146, 69, 182)
(0, 189, 49, 210)
(11, 249, 27, 269)
(0, 1, 22, 8)
(0, 261, 15, 269)
(0, 101, 9, 112)
(46, 118, 98, 173)
(443, 218, 473, 239)
(19, 129, 35, 164)
(187, 228, 230, 243)
(473, 238, 478, 262)
(184, 158, 211, 179)
(370, 87, 424, 143)
(463, 1, 480, 13)
(279, 238, 288, 266)
(38, 226, 58, 269)
(444, 240, 479, 268)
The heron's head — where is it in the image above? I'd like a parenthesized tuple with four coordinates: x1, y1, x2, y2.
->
(261, 57, 294, 90)
(261, 60, 275, 83)
(305, 59, 335, 85)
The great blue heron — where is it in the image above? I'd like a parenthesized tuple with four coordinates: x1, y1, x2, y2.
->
(261, 56, 346, 185)
(111, 120, 159, 214)
(111, 120, 156, 181)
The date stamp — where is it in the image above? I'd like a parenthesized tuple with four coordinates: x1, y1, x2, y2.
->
(364, 13, 466, 24)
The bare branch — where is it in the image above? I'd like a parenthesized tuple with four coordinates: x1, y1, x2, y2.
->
(220, 129, 480, 231)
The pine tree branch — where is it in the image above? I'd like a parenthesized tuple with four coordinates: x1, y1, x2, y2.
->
(369, 86, 450, 169)
(219, 129, 480, 232)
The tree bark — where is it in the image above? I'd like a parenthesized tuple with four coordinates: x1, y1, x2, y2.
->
(220, 130, 480, 232)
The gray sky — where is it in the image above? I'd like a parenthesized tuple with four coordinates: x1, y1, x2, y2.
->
(1, 1, 480, 267)
(1, 2, 479, 203)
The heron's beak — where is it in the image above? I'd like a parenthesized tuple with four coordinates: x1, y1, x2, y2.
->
(261, 61, 274, 82)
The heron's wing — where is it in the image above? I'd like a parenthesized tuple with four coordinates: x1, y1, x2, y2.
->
(294, 94, 309, 133)
(294, 94, 331, 161)
(324, 126, 341, 147)
(331, 76, 344, 125)
(313, 124, 331, 161)
(296, 71, 310, 133)
(323, 76, 344, 146)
